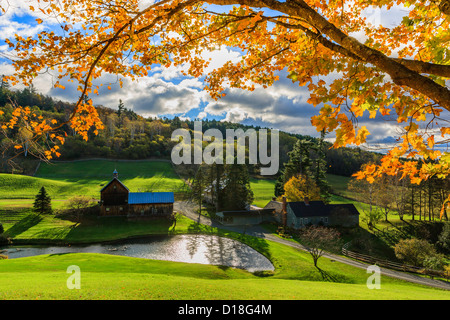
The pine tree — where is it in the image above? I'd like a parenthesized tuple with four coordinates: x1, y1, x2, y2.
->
(117, 99, 125, 128)
(203, 162, 226, 212)
(275, 138, 315, 197)
(222, 163, 254, 211)
(33, 186, 52, 215)
(313, 130, 332, 203)
(191, 166, 206, 213)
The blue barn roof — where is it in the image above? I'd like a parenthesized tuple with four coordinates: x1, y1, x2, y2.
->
(128, 192, 174, 204)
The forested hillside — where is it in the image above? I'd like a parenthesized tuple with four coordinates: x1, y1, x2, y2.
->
(0, 85, 382, 177)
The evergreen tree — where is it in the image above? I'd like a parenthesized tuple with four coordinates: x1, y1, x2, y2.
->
(33, 186, 52, 215)
(221, 162, 254, 211)
(274, 174, 285, 198)
(203, 162, 226, 212)
(275, 138, 315, 197)
(313, 130, 332, 203)
(117, 99, 125, 128)
(191, 166, 206, 213)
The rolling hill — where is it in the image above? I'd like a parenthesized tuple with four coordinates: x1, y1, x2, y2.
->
(0, 159, 188, 200)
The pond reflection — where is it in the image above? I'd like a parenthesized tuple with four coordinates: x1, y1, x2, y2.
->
(0, 235, 274, 272)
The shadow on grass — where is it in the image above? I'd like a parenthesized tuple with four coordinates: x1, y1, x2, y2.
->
(316, 266, 339, 282)
(49, 252, 72, 257)
(62, 215, 174, 243)
(5, 214, 43, 238)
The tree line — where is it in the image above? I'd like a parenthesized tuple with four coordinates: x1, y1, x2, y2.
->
(348, 163, 450, 225)
(1, 85, 382, 178)
(190, 162, 254, 212)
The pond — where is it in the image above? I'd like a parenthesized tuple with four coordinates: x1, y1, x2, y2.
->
(0, 235, 274, 273)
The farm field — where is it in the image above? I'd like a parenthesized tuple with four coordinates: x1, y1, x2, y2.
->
(249, 174, 362, 208)
(1, 161, 285, 211)
(249, 178, 277, 208)
(0, 236, 449, 300)
(0, 165, 415, 231)
(1, 162, 449, 300)
(0, 159, 188, 200)
(0, 160, 353, 208)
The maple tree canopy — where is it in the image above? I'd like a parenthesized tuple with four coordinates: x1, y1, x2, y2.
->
(0, 0, 449, 215)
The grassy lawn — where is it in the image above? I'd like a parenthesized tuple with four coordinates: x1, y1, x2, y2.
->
(0, 159, 188, 200)
(1, 167, 448, 300)
(250, 178, 276, 208)
(2, 212, 191, 243)
(0, 210, 448, 300)
(326, 173, 353, 198)
(326, 174, 415, 227)
(0, 241, 448, 299)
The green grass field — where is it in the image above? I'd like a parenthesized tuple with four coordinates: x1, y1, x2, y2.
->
(0, 160, 188, 200)
(250, 178, 277, 208)
(0, 240, 448, 300)
(1, 164, 448, 300)
(249, 174, 357, 208)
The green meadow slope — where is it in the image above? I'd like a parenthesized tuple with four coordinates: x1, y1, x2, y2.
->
(0, 242, 448, 299)
(0, 162, 449, 300)
(0, 159, 188, 200)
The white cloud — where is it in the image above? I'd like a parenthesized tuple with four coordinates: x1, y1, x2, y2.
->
(0, 20, 45, 40)
(178, 78, 204, 89)
(0, 0, 418, 147)
(197, 111, 208, 119)
(200, 45, 242, 74)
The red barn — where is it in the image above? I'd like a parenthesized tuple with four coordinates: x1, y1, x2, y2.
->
(100, 170, 174, 217)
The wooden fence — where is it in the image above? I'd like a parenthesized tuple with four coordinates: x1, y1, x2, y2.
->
(341, 242, 449, 280)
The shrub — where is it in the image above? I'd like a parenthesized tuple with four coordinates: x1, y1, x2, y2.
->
(61, 195, 98, 222)
(0, 234, 10, 245)
(394, 238, 439, 268)
(423, 255, 446, 271)
(437, 222, 450, 253)
(253, 270, 275, 277)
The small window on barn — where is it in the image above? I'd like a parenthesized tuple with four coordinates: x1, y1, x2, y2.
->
(106, 208, 110, 212)
(120, 207, 123, 211)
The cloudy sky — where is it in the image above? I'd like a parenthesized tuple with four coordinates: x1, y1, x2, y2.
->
(0, 0, 412, 151)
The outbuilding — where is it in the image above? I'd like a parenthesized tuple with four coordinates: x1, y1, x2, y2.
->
(99, 170, 174, 217)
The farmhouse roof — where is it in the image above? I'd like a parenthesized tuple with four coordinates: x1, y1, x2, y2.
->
(287, 201, 359, 218)
(128, 192, 174, 204)
(218, 208, 275, 217)
(264, 200, 284, 213)
(100, 177, 130, 192)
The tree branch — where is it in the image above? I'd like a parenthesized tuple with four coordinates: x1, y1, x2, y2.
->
(206, 0, 450, 110)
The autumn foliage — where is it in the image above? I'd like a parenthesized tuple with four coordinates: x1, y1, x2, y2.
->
(1, 0, 450, 215)
(282, 174, 322, 203)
